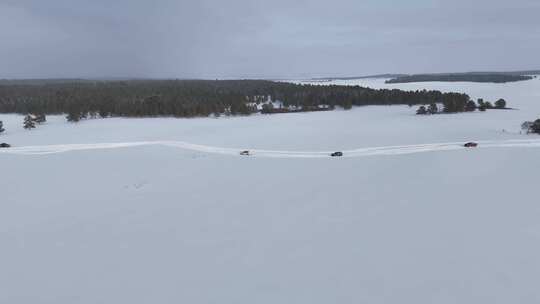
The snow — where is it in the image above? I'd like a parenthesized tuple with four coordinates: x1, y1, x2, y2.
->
(1, 78, 540, 303)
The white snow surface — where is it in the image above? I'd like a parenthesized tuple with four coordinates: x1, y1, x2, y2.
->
(2, 78, 540, 303)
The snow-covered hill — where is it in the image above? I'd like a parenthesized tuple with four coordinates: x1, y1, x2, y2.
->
(1, 78, 540, 304)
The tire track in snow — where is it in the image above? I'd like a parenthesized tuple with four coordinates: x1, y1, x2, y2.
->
(1, 139, 540, 158)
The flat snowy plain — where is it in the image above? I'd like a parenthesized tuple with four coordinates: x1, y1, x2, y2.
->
(1, 78, 540, 303)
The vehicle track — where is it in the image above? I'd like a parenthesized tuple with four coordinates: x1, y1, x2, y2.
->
(2, 139, 540, 158)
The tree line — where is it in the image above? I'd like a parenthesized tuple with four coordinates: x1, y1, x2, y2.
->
(416, 98, 508, 115)
(386, 74, 533, 84)
(0, 80, 473, 121)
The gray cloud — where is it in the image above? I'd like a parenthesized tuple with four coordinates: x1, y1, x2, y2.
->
(1, 0, 539, 79)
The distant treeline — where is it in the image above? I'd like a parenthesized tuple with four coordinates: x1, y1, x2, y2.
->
(386, 74, 534, 84)
(416, 98, 509, 115)
(0, 80, 471, 120)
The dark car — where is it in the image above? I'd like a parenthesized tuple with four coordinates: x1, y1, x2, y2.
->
(464, 142, 478, 148)
(330, 152, 343, 157)
(240, 150, 250, 156)
(0, 143, 11, 148)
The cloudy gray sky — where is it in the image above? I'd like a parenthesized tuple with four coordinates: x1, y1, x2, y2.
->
(1, 0, 539, 79)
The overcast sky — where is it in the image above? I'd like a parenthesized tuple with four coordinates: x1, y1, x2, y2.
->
(1, 0, 539, 79)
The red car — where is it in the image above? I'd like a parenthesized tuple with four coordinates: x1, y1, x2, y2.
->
(464, 142, 478, 148)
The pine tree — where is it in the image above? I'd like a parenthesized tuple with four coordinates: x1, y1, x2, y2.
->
(477, 98, 484, 107)
(465, 100, 477, 112)
(531, 119, 540, 134)
(0, 121, 5, 134)
(23, 115, 36, 130)
(428, 103, 438, 114)
(495, 99, 507, 109)
(34, 113, 47, 124)
(342, 99, 353, 110)
(66, 110, 81, 122)
(442, 100, 455, 113)
(522, 121, 534, 134)
(416, 105, 428, 115)
(99, 109, 110, 119)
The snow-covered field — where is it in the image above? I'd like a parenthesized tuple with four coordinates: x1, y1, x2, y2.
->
(1, 78, 540, 303)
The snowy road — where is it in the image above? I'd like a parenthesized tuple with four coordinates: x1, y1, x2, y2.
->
(2, 139, 540, 158)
